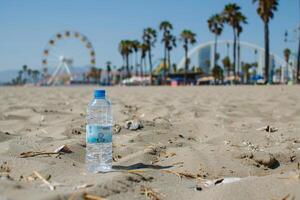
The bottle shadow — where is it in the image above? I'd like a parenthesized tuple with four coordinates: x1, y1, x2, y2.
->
(113, 162, 173, 171)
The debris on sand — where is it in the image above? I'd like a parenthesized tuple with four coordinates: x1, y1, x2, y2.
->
(242, 141, 261, 152)
(252, 152, 279, 169)
(164, 152, 176, 158)
(113, 124, 122, 134)
(0, 162, 11, 173)
(0, 162, 13, 181)
(71, 129, 82, 135)
(147, 145, 166, 156)
(113, 154, 122, 162)
(290, 155, 296, 162)
(33, 171, 55, 191)
(256, 125, 278, 133)
(203, 177, 243, 188)
(24, 173, 38, 182)
(125, 119, 143, 130)
(73, 183, 94, 190)
(140, 185, 162, 200)
(280, 194, 295, 200)
(20, 151, 59, 158)
(54, 145, 73, 153)
(82, 192, 106, 200)
(20, 145, 72, 158)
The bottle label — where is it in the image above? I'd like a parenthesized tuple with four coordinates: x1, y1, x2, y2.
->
(86, 125, 112, 143)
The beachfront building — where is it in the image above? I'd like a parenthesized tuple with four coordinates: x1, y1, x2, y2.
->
(198, 45, 213, 75)
(177, 40, 288, 83)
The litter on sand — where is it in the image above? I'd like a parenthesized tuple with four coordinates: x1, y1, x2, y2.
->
(124, 119, 143, 130)
(20, 145, 72, 158)
(256, 125, 278, 133)
(203, 177, 247, 188)
(54, 145, 73, 153)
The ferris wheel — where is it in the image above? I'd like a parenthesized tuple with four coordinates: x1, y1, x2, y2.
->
(42, 30, 96, 85)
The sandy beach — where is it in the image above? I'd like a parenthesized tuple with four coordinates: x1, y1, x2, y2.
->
(0, 86, 300, 200)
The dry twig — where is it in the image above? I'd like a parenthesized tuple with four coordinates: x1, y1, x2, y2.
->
(73, 184, 94, 190)
(82, 192, 105, 200)
(20, 151, 59, 158)
(33, 171, 55, 191)
(20, 145, 72, 158)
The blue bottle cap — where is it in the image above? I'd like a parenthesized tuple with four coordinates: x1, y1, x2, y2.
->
(94, 89, 105, 99)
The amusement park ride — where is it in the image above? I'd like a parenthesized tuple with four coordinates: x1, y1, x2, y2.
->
(42, 30, 96, 85)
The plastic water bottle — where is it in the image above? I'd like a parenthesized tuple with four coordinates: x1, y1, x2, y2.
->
(86, 89, 112, 172)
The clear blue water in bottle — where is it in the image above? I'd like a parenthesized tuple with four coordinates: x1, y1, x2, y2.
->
(86, 90, 112, 172)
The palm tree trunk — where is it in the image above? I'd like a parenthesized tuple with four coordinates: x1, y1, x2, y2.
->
(148, 47, 153, 85)
(214, 34, 217, 69)
(285, 60, 289, 83)
(168, 50, 171, 74)
(264, 22, 270, 84)
(184, 44, 188, 85)
(140, 56, 144, 77)
(297, 35, 300, 83)
(226, 43, 229, 57)
(126, 55, 130, 78)
(163, 45, 167, 85)
(237, 35, 241, 77)
(135, 52, 138, 76)
(233, 29, 237, 78)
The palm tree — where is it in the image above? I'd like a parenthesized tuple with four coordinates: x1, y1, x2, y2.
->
(222, 3, 245, 78)
(98, 68, 102, 84)
(236, 13, 247, 76)
(159, 21, 173, 84)
(27, 68, 32, 83)
(89, 66, 99, 83)
(253, 0, 278, 84)
(106, 61, 112, 85)
(207, 14, 224, 70)
(18, 70, 23, 85)
(180, 30, 197, 85)
(143, 28, 157, 82)
(167, 34, 176, 74)
(139, 43, 149, 77)
(22, 65, 28, 83)
(222, 56, 231, 77)
(283, 48, 291, 83)
(212, 65, 224, 84)
(42, 67, 48, 85)
(32, 70, 40, 85)
(241, 62, 252, 83)
(131, 40, 140, 76)
(119, 40, 133, 78)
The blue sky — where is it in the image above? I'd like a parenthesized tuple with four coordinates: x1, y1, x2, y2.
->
(0, 0, 298, 71)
